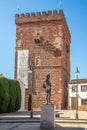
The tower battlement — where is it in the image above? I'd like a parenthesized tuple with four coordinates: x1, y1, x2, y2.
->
(15, 9, 70, 41)
(15, 10, 70, 41)
(15, 10, 64, 19)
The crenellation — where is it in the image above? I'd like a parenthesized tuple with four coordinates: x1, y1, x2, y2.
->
(59, 10, 63, 14)
(53, 10, 58, 15)
(26, 13, 30, 17)
(31, 12, 36, 17)
(48, 11, 52, 15)
(15, 10, 64, 19)
(15, 14, 19, 18)
(36, 12, 41, 16)
(42, 11, 47, 16)
(20, 13, 25, 17)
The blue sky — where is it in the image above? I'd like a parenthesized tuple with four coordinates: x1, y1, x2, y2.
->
(0, 0, 87, 80)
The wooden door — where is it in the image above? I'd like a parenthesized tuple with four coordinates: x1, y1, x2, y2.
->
(71, 97, 76, 110)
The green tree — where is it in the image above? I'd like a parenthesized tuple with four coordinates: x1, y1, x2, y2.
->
(8, 80, 21, 112)
(15, 80, 21, 111)
(8, 80, 16, 112)
(0, 78, 21, 113)
(0, 78, 9, 113)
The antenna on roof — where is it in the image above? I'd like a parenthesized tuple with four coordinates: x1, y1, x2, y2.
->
(17, 6, 20, 14)
(59, 0, 62, 9)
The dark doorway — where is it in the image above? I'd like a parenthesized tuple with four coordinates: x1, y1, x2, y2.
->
(71, 97, 76, 110)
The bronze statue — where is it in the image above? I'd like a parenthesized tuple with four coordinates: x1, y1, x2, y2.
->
(43, 74, 51, 105)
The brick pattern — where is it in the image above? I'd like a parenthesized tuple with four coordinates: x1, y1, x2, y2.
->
(15, 10, 71, 111)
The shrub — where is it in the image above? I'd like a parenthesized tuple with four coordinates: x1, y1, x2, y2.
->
(8, 80, 21, 112)
(14, 80, 21, 111)
(0, 77, 21, 113)
(0, 77, 9, 113)
(8, 79, 17, 112)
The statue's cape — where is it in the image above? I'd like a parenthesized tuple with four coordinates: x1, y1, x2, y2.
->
(43, 81, 46, 89)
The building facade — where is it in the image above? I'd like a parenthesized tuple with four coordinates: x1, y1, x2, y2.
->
(68, 79, 87, 111)
(15, 10, 71, 111)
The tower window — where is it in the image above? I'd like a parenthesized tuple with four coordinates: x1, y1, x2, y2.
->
(35, 57, 41, 66)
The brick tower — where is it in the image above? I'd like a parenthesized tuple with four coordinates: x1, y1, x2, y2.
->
(15, 10, 71, 111)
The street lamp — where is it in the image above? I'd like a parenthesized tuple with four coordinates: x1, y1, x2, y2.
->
(28, 66, 34, 118)
(75, 67, 80, 119)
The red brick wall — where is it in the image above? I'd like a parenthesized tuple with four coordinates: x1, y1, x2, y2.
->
(15, 10, 71, 111)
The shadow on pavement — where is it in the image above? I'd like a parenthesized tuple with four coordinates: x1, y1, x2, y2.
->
(36, 124, 85, 130)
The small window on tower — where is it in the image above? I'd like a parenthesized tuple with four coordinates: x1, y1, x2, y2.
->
(35, 57, 41, 66)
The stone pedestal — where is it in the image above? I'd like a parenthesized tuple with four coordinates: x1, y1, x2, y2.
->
(40, 105, 55, 129)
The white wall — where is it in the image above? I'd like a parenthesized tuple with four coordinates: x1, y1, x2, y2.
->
(68, 83, 87, 106)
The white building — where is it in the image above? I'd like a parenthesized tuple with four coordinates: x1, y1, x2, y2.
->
(68, 79, 87, 111)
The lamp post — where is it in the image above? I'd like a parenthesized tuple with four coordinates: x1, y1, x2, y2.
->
(75, 67, 80, 119)
(28, 66, 34, 118)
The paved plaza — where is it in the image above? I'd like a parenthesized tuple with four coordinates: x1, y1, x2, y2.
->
(0, 122, 87, 130)
(0, 110, 87, 130)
